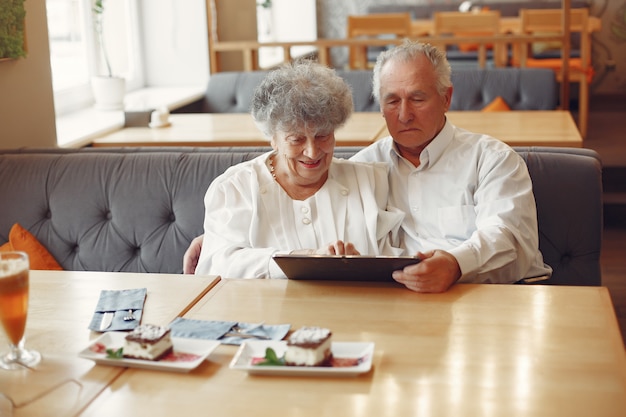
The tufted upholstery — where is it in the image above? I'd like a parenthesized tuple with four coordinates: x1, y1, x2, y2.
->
(195, 67, 557, 114)
(198, 69, 380, 113)
(0, 146, 602, 286)
(449, 68, 558, 110)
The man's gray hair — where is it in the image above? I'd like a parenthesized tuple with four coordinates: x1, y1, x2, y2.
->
(372, 41, 452, 102)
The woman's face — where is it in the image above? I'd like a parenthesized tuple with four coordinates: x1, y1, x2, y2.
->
(271, 127, 336, 188)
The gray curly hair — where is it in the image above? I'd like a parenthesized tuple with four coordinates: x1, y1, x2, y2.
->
(251, 60, 353, 138)
(372, 41, 452, 102)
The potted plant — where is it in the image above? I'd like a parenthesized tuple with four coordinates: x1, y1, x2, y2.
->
(90, 0, 125, 110)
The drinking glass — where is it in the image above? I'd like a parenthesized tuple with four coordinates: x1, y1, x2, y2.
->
(0, 251, 41, 370)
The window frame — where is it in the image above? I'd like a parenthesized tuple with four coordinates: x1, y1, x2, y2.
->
(48, 0, 145, 116)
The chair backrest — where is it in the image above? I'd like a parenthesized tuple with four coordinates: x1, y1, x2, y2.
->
(346, 13, 411, 69)
(519, 8, 590, 67)
(347, 13, 411, 38)
(433, 10, 501, 35)
(433, 10, 501, 68)
(520, 8, 589, 34)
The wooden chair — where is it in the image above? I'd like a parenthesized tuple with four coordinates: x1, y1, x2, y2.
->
(516, 8, 593, 138)
(432, 10, 502, 69)
(346, 13, 411, 69)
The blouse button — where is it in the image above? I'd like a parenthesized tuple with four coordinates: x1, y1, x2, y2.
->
(341, 190, 348, 196)
(260, 187, 267, 194)
(301, 206, 309, 213)
(302, 218, 311, 225)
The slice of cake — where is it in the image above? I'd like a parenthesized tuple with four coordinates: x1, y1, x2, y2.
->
(284, 326, 332, 366)
(123, 324, 174, 361)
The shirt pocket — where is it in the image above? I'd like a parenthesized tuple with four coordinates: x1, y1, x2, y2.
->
(437, 205, 476, 242)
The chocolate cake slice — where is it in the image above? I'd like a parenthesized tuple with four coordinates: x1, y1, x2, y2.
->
(284, 326, 332, 366)
(123, 324, 174, 361)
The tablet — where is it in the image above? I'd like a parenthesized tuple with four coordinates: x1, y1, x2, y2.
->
(272, 254, 420, 282)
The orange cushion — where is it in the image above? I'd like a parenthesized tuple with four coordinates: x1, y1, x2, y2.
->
(0, 223, 63, 270)
(482, 96, 511, 112)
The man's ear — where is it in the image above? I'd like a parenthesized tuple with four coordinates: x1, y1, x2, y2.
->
(443, 86, 453, 111)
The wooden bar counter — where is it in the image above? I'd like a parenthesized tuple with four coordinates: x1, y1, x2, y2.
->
(81, 279, 626, 417)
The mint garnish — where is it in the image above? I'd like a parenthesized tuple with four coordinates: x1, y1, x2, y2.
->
(106, 347, 124, 359)
(255, 347, 285, 366)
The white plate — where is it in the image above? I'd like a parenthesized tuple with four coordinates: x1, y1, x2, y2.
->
(78, 331, 220, 373)
(229, 340, 374, 377)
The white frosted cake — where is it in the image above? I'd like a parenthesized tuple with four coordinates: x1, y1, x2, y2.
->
(123, 324, 174, 361)
(284, 326, 332, 366)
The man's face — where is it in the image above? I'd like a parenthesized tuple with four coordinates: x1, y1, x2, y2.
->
(379, 55, 452, 159)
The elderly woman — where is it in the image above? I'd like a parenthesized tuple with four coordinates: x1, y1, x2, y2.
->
(194, 61, 404, 278)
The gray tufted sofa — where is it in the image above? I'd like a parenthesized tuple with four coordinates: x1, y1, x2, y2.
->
(178, 67, 558, 114)
(0, 146, 602, 286)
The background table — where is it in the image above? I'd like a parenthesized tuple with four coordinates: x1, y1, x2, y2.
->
(91, 113, 388, 148)
(81, 280, 626, 417)
(377, 110, 583, 147)
(0, 271, 219, 417)
(93, 111, 581, 149)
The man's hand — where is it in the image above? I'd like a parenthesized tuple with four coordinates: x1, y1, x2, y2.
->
(392, 250, 461, 293)
(183, 235, 204, 274)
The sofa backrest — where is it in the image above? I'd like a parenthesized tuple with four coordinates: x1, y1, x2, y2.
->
(0, 146, 602, 286)
(450, 68, 558, 110)
(200, 67, 558, 114)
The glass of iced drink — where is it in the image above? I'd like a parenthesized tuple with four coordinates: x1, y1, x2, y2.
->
(0, 251, 41, 370)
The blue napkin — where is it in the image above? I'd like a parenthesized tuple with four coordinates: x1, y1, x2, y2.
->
(169, 317, 290, 345)
(88, 288, 147, 332)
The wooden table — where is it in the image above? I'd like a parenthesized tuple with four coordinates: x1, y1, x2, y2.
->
(81, 279, 626, 417)
(92, 111, 580, 149)
(0, 271, 220, 417)
(377, 110, 583, 147)
(91, 113, 388, 148)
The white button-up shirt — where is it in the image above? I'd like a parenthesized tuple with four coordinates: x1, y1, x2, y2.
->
(352, 119, 552, 283)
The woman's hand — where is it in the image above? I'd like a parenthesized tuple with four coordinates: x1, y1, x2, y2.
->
(325, 240, 360, 255)
(290, 240, 360, 256)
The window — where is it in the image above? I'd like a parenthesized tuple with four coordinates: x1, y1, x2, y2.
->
(46, 0, 143, 115)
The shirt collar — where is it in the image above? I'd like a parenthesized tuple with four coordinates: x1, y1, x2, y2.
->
(388, 118, 454, 169)
(422, 118, 454, 167)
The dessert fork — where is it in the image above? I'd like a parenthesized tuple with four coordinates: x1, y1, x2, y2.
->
(224, 321, 270, 339)
(123, 309, 136, 321)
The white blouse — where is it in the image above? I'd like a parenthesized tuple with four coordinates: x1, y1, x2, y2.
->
(195, 152, 404, 279)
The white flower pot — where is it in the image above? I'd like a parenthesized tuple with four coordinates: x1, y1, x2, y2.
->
(91, 76, 126, 111)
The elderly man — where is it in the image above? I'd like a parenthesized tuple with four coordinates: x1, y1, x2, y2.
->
(349, 40, 551, 292)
